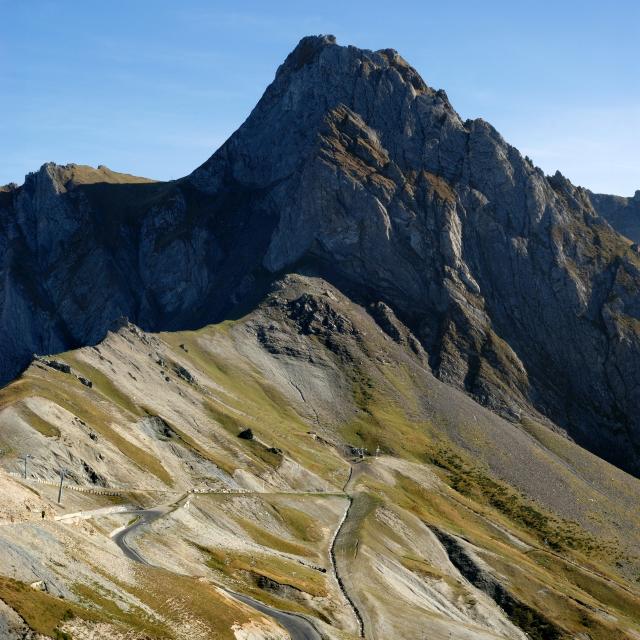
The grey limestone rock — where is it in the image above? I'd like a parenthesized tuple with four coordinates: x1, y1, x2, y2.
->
(589, 188, 640, 243)
(2, 35, 640, 474)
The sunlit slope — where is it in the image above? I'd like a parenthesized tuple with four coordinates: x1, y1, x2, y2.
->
(0, 273, 639, 638)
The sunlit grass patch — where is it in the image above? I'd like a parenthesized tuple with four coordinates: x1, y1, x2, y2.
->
(270, 502, 324, 543)
(0, 576, 103, 639)
(202, 545, 328, 599)
(62, 354, 143, 418)
(72, 581, 168, 637)
(19, 404, 60, 438)
(1, 368, 171, 486)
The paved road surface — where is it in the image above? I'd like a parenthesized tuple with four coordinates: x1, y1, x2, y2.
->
(112, 506, 322, 640)
(111, 509, 163, 564)
(231, 591, 321, 640)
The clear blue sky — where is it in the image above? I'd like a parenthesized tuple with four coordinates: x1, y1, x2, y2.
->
(1, 0, 638, 195)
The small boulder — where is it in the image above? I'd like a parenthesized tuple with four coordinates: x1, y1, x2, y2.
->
(173, 364, 195, 384)
(238, 428, 254, 440)
(78, 376, 92, 388)
(43, 359, 71, 374)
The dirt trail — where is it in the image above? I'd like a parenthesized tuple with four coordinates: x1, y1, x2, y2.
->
(329, 495, 365, 637)
(329, 460, 369, 637)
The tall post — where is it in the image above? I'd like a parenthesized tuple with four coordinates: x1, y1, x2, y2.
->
(21, 454, 32, 479)
(57, 469, 65, 504)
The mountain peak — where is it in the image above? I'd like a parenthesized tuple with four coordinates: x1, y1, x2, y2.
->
(3, 36, 640, 482)
(2, 33, 640, 640)
(190, 35, 451, 192)
(274, 33, 432, 97)
(280, 33, 337, 72)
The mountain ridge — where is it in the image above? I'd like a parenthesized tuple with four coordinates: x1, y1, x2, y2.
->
(2, 34, 640, 640)
(1, 272, 640, 639)
(588, 188, 640, 244)
(1, 35, 639, 478)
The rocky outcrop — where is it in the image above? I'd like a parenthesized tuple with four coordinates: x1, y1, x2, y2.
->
(2, 36, 640, 475)
(589, 189, 640, 243)
(189, 35, 640, 473)
(432, 528, 563, 639)
(0, 162, 272, 387)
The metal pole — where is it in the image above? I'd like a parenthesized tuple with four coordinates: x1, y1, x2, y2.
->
(22, 454, 32, 479)
(57, 469, 65, 504)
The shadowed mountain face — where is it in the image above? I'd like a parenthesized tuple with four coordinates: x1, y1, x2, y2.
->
(1, 35, 640, 476)
(589, 189, 640, 244)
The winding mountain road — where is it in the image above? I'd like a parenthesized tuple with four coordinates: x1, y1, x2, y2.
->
(111, 508, 163, 564)
(230, 591, 322, 640)
(111, 500, 322, 640)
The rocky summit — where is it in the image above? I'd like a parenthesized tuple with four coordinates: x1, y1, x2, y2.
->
(2, 35, 640, 475)
(1, 35, 640, 640)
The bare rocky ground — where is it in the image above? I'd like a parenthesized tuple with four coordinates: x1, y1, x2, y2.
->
(1, 274, 640, 639)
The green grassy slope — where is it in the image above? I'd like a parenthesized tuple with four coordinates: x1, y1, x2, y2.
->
(0, 273, 639, 638)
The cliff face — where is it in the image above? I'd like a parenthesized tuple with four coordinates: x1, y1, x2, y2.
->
(589, 189, 640, 243)
(0, 162, 275, 385)
(2, 35, 640, 474)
